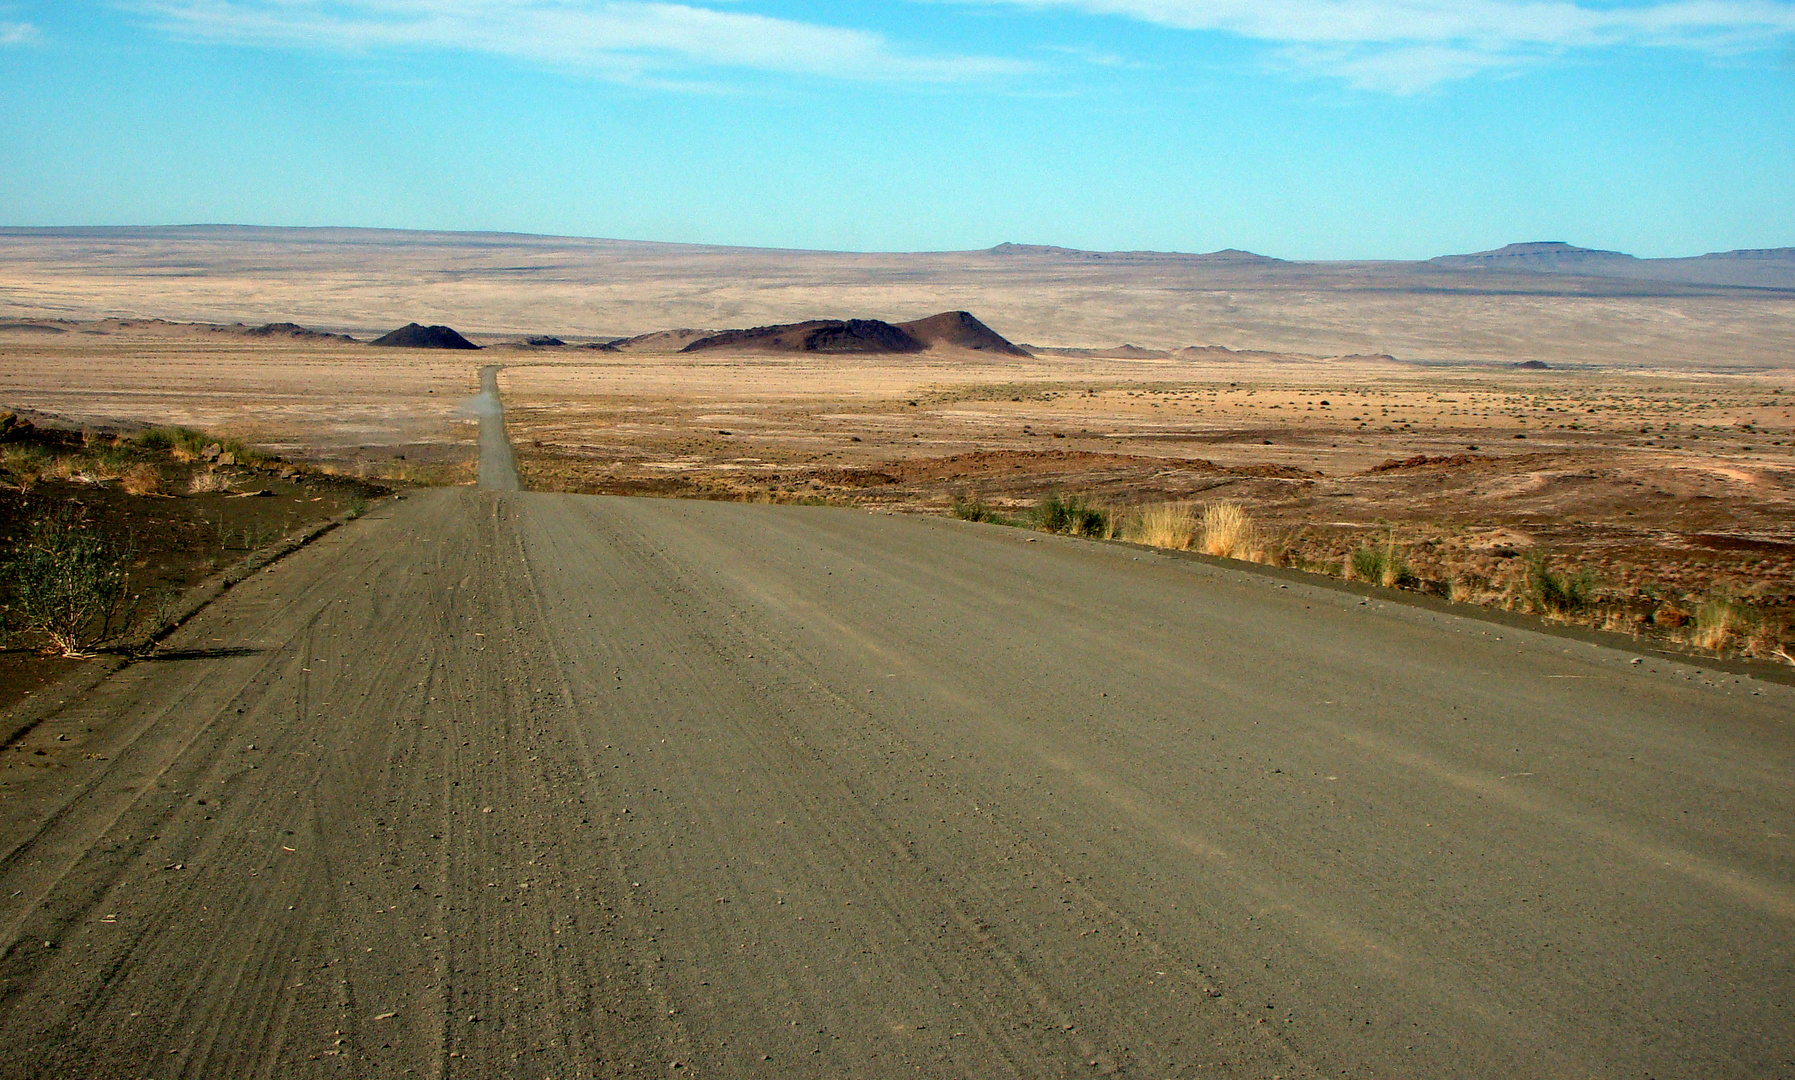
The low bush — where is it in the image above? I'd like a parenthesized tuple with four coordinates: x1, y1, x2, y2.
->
(1527, 554, 1596, 615)
(188, 469, 233, 494)
(131, 426, 209, 456)
(1035, 492, 1108, 537)
(1, 509, 130, 657)
(951, 494, 999, 523)
(1693, 597, 1754, 652)
(1347, 538, 1418, 588)
(121, 462, 164, 496)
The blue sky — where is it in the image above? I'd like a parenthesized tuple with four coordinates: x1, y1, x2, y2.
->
(2, 1, 1792, 258)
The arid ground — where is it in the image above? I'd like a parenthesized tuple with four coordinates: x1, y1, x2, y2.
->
(1, 226, 1791, 661)
(2, 229, 1793, 1079)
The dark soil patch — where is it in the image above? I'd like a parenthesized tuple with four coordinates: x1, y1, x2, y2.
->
(0, 424, 387, 718)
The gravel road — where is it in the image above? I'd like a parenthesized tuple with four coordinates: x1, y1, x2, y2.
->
(1, 487, 1790, 1078)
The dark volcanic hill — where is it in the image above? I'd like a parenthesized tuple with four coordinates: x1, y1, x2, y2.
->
(682, 319, 926, 354)
(369, 323, 480, 349)
(245, 322, 357, 342)
(894, 311, 1030, 356)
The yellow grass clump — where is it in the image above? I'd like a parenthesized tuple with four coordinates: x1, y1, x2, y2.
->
(1123, 502, 1197, 550)
(1199, 501, 1254, 559)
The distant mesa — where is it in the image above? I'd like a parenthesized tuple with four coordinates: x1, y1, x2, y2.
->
(521, 335, 565, 346)
(988, 242, 1286, 265)
(1513, 360, 1552, 370)
(680, 311, 1027, 356)
(1429, 241, 1795, 289)
(244, 322, 357, 342)
(1430, 242, 1637, 272)
(0, 321, 66, 333)
(369, 323, 480, 349)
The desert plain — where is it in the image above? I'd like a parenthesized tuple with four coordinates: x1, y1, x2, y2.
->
(2, 225, 1793, 658)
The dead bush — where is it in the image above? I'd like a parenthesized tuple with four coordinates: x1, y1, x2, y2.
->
(188, 469, 232, 494)
(121, 463, 163, 496)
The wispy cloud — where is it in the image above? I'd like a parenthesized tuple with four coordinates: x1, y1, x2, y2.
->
(955, 0, 1795, 89)
(131, 0, 1026, 84)
(0, 20, 39, 44)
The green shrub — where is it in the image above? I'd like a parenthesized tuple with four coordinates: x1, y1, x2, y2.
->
(1348, 534, 1417, 588)
(133, 428, 176, 452)
(1, 510, 130, 657)
(951, 495, 995, 522)
(1034, 492, 1107, 537)
(1527, 554, 1596, 615)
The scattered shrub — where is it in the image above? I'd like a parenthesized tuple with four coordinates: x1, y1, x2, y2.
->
(132, 426, 211, 456)
(951, 494, 996, 522)
(1527, 554, 1596, 615)
(1693, 598, 1753, 652)
(188, 469, 233, 494)
(133, 428, 176, 452)
(1, 509, 130, 657)
(1, 445, 51, 484)
(1035, 492, 1107, 537)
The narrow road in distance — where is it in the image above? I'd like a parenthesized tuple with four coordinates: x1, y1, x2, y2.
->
(469, 364, 519, 492)
(0, 391, 1790, 1077)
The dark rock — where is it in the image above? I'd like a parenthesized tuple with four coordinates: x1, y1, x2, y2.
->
(682, 319, 926, 355)
(369, 323, 481, 350)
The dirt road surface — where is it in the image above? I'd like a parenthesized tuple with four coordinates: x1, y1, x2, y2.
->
(2, 486, 1791, 1078)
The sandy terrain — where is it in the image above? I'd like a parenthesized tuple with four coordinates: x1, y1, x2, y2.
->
(2, 226, 1792, 369)
(1, 226, 1791, 653)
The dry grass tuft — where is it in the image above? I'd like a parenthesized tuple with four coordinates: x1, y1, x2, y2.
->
(1199, 502, 1253, 558)
(121, 463, 163, 496)
(1123, 502, 1197, 550)
(188, 468, 233, 494)
(1692, 598, 1753, 653)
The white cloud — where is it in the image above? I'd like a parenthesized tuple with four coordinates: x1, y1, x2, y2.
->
(956, 0, 1795, 88)
(0, 20, 39, 44)
(131, 0, 1026, 83)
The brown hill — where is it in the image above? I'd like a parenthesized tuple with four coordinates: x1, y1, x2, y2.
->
(894, 311, 1029, 355)
(682, 319, 925, 355)
(594, 329, 720, 353)
(369, 323, 480, 349)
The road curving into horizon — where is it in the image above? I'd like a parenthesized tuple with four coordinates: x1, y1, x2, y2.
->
(0, 396, 1791, 1077)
